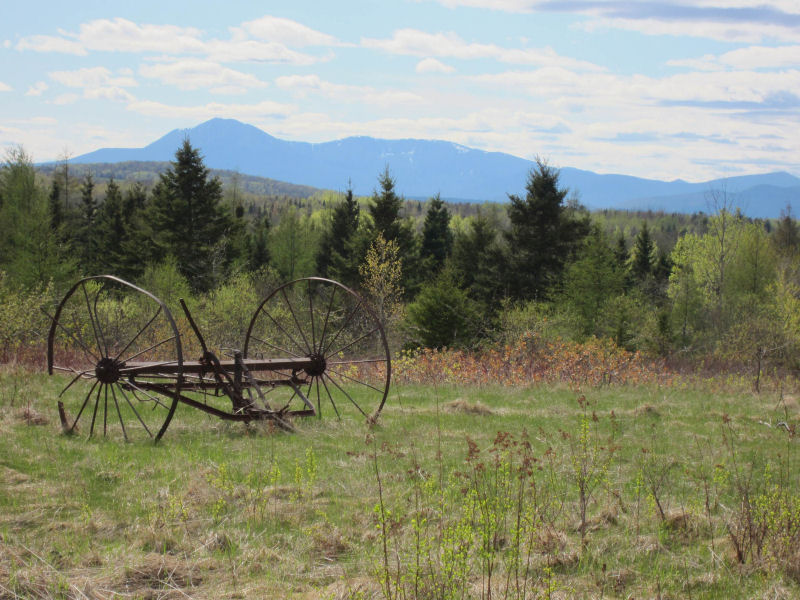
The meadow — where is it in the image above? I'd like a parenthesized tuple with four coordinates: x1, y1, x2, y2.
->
(1, 360, 799, 599)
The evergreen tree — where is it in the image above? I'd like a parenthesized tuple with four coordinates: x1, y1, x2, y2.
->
(370, 167, 402, 242)
(246, 214, 271, 272)
(0, 147, 73, 287)
(76, 173, 98, 273)
(630, 221, 656, 282)
(562, 226, 624, 337)
(772, 204, 800, 258)
(92, 178, 133, 277)
(146, 140, 236, 292)
(420, 194, 453, 272)
(48, 179, 64, 233)
(316, 185, 360, 283)
(451, 212, 508, 308)
(505, 159, 589, 300)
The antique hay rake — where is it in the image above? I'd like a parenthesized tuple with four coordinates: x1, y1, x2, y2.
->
(47, 275, 391, 441)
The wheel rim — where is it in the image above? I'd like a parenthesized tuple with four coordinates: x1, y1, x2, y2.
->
(243, 277, 391, 422)
(47, 276, 182, 441)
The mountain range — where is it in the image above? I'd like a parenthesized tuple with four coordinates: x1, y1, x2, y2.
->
(72, 118, 800, 218)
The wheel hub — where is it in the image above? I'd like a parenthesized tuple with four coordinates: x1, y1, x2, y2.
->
(95, 357, 122, 384)
(305, 353, 327, 377)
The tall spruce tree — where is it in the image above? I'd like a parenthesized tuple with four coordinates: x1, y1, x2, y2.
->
(370, 167, 402, 242)
(146, 140, 235, 292)
(420, 193, 453, 272)
(630, 221, 656, 282)
(505, 159, 589, 300)
(317, 185, 360, 284)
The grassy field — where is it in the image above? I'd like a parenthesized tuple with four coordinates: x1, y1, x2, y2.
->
(1, 366, 800, 599)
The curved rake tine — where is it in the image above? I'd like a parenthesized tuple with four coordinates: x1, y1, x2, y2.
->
(120, 336, 177, 364)
(116, 384, 153, 438)
(125, 381, 170, 411)
(45, 309, 100, 363)
(58, 368, 94, 398)
(326, 365, 386, 395)
(89, 382, 103, 437)
(114, 306, 162, 362)
(258, 306, 308, 357)
(322, 298, 363, 356)
(70, 379, 99, 433)
(82, 282, 107, 359)
(324, 372, 368, 418)
(316, 286, 337, 354)
(281, 287, 312, 354)
(110, 385, 128, 442)
(328, 325, 381, 358)
(247, 335, 302, 359)
(320, 375, 341, 419)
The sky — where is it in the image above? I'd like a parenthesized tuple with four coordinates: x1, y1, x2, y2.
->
(1, 0, 799, 182)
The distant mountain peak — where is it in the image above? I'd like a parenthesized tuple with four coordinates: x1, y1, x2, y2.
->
(70, 118, 800, 218)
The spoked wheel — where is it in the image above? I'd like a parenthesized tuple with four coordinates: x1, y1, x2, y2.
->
(47, 276, 183, 442)
(243, 277, 391, 424)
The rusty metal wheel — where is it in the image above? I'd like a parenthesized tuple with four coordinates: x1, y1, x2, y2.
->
(243, 277, 391, 423)
(47, 276, 183, 441)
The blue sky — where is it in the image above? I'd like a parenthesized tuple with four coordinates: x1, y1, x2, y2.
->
(1, 0, 798, 182)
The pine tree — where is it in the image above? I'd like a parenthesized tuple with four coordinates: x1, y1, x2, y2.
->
(316, 185, 360, 283)
(505, 159, 589, 300)
(370, 167, 402, 242)
(630, 221, 655, 282)
(420, 193, 453, 272)
(146, 140, 236, 292)
(246, 215, 271, 272)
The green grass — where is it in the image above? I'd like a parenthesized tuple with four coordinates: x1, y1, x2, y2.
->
(1, 367, 800, 599)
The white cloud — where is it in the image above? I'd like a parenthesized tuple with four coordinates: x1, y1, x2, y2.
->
(362, 29, 603, 71)
(49, 67, 137, 89)
(25, 82, 48, 96)
(139, 59, 267, 91)
(16, 34, 87, 55)
(416, 58, 455, 73)
(204, 39, 323, 65)
(239, 16, 341, 47)
(15, 17, 332, 66)
(52, 93, 79, 105)
(275, 74, 423, 107)
(0, 81, 11, 92)
(670, 45, 800, 71)
(126, 99, 297, 121)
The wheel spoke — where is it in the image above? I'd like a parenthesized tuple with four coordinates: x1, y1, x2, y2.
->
(110, 385, 128, 442)
(326, 365, 386, 395)
(116, 384, 153, 438)
(315, 378, 322, 419)
(48, 310, 100, 363)
(258, 306, 308, 357)
(92, 281, 111, 357)
(58, 368, 94, 398)
(308, 280, 317, 353)
(316, 286, 337, 354)
(281, 287, 312, 354)
(82, 282, 107, 359)
(328, 325, 382, 358)
(247, 335, 302, 359)
(113, 306, 163, 362)
(322, 298, 363, 356)
(320, 375, 341, 419)
(71, 379, 99, 432)
(89, 382, 103, 437)
(324, 373, 368, 418)
(121, 336, 177, 364)
(103, 385, 109, 437)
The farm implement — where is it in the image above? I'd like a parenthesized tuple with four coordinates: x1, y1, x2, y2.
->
(47, 275, 391, 441)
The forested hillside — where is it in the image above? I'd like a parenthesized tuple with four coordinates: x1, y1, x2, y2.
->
(2, 142, 798, 383)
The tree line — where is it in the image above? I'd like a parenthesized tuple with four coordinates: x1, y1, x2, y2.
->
(2, 140, 799, 379)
